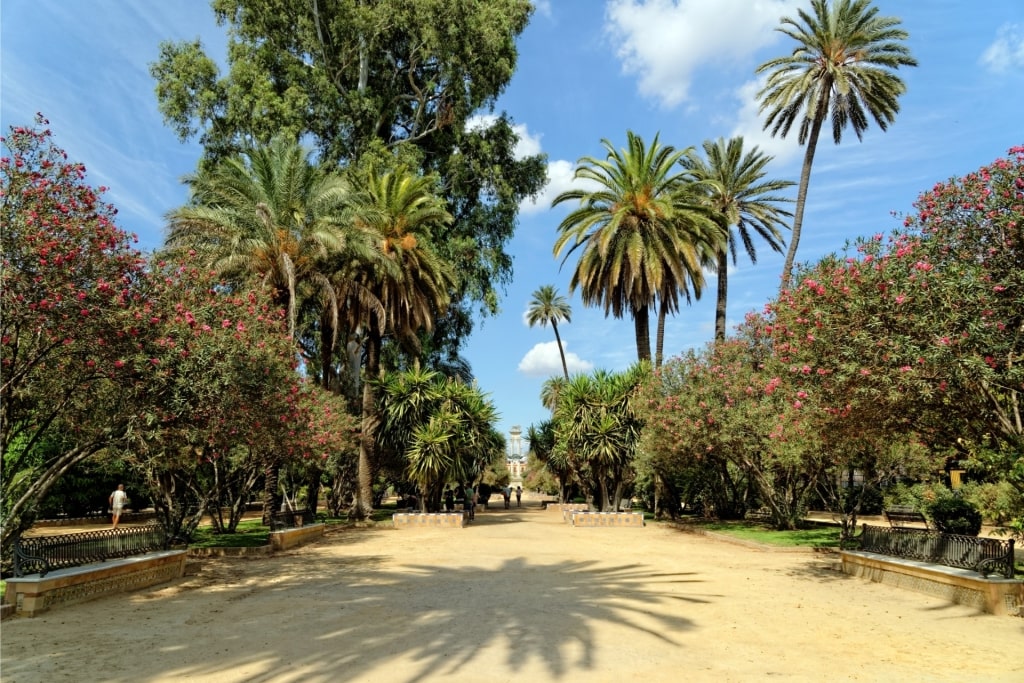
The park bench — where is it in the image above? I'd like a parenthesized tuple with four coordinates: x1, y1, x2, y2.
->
(269, 507, 315, 530)
(883, 505, 930, 528)
(5, 526, 186, 617)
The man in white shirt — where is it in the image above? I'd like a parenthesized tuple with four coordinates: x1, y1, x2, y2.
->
(109, 484, 128, 528)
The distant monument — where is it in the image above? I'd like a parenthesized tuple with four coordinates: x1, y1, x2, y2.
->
(507, 425, 526, 483)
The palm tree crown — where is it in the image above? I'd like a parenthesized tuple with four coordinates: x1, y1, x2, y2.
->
(165, 136, 353, 339)
(681, 137, 794, 341)
(756, 0, 916, 287)
(527, 284, 573, 379)
(553, 131, 719, 363)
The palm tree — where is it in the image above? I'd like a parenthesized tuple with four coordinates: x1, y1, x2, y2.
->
(526, 285, 573, 379)
(756, 0, 916, 288)
(165, 136, 358, 340)
(345, 166, 455, 518)
(681, 137, 794, 341)
(165, 137, 363, 522)
(553, 131, 718, 363)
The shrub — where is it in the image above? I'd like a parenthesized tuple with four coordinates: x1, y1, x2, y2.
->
(927, 497, 983, 536)
(958, 481, 1023, 525)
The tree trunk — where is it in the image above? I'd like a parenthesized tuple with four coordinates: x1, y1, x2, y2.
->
(715, 248, 729, 342)
(779, 105, 827, 290)
(655, 297, 668, 368)
(353, 328, 381, 520)
(552, 321, 569, 379)
(261, 452, 281, 525)
(633, 305, 651, 363)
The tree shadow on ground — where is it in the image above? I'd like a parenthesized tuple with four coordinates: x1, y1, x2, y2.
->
(0, 527, 711, 683)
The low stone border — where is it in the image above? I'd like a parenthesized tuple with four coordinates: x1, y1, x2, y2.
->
(269, 523, 326, 550)
(392, 512, 466, 529)
(2, 550, 187, 618)
(570, 511, 644, 528)
(841, 550, 1023, 617)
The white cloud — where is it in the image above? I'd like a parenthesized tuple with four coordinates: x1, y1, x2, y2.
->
(605, 0, 800, 108)
(728, 77, 803, 168)
(532, 0, 552, 18)
(979, 23, 1024, 73)
(518, 341, 594, 377)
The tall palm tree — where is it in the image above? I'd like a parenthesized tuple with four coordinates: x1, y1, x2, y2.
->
(553, 131, 718, 363)
(681, 137, 794, 341)
(526, 285, 573, 379)
(345, 166, 455, 518)
(165, 136, 358, 340)
(757, 0, 916, 289)
(165, 137, 363, 522)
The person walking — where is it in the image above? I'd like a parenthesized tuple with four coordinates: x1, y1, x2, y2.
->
(109, 484, 128, 528)
(444, 486, 455, 512)
(502, 485, 511, 509)
(515, 486, 522, 508)
(463, 483, 476, 521)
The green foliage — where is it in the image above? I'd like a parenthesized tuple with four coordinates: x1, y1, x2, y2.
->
(376, 368, 501, 510)
(150, 0, 547, 361)
(958, 481, 1023, 526)
(553, 131, 721, 363)
(637, 147, 1023, 533)
(926, 497, 983, 536)
(680, 136, 793, 341)
(756, 0, 916, 284)
(1, 117, 150, 549)
(690, 520, 841, 548)
(547, 364, 649, 511)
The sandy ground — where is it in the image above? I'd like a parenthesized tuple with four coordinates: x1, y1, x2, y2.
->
(2, 496, 1022, 683)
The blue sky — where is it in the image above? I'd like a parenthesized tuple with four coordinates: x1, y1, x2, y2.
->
(3, 0, 1023, 449)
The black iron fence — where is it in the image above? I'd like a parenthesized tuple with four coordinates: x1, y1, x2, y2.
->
(13, 525, 171, 577)
(268, 508, 315, 531)
(857, 524, 1016, 579)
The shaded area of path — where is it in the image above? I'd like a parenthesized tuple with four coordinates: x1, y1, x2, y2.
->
(2, 500, 1022, 683)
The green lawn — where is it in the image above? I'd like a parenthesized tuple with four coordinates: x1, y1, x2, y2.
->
(686, 520, 843, 548)
(187, 508, 394, 548)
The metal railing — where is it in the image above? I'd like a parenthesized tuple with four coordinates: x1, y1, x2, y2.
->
(857, 524, 1015, 579)
(13, 525, 172, 577)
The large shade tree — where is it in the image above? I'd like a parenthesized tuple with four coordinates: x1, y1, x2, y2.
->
(681, 137, 793, 341)
(553, 131, 719, 364)
(151, 0, 547, 363)
(756, 0, 916, 288)
(526, 284, 573, 379)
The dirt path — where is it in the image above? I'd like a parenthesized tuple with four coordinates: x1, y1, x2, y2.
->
(2, 501, 1022, 683)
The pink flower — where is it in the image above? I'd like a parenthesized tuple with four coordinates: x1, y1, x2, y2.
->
(114, 360, 125, 368)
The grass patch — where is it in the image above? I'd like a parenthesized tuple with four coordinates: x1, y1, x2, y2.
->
(690, 520, 842, 548)
(188, 519, 270, 548)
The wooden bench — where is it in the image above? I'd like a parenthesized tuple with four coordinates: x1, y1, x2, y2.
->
(883, 506, 929, 528)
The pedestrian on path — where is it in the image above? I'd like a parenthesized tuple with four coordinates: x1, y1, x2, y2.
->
(109, 484, 128, 528)
(502, 485, 512, 509)
(464, 483, 476, 521)
(516, 486, 522, 507)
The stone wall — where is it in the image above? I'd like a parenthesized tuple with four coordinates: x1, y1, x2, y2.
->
(392, 512, 466, 529)
(3, 550, 187, 618)
(841, 550, 1023, 617)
